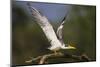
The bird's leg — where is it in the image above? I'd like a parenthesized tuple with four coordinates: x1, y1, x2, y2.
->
(54, 50, 59, 55)
(54, 50, 58, 55)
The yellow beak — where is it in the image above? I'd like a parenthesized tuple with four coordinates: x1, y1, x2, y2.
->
(67, 45, 76, 49)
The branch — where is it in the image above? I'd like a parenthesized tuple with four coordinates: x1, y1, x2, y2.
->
(25, 52, 91, 64)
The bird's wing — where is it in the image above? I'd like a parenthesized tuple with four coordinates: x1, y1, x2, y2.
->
(27, 3, 62, 50)
(57, 26, 63, 40)
(56, 17, 66, 46)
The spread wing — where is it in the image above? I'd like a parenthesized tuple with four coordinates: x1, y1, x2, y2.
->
(57, 17, 65, 39)
(56, 17, 66, 46)
(27, 3, 62, 50)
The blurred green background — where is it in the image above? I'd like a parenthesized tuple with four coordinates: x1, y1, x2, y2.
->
(12, 1, 96, 65)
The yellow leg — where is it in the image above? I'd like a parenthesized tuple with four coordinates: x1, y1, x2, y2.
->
(54, 50, 57, 55)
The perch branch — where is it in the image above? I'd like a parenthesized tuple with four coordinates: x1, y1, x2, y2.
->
(25, 52, 90, 64)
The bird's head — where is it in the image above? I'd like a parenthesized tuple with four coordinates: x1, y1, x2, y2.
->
(61, 41, 76, 49)
(67, 42, 76, 49)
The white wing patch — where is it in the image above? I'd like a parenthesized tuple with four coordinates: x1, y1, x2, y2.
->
(27, 3, 62, 51)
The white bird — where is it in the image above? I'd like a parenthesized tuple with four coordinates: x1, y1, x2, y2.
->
(27, 3, 75, 54)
